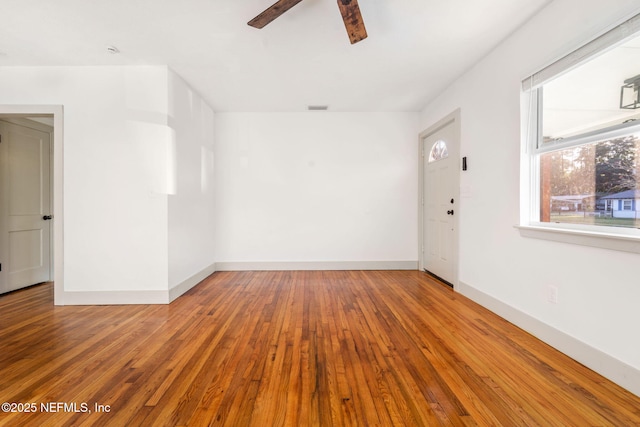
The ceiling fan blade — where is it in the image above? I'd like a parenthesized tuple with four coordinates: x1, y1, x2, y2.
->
(337, 0, 368, 44)
(248, 0, 305, 29)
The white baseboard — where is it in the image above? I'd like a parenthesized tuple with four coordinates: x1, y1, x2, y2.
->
(215, 260, 418, 271)
(457, 280, 640, 397)
(60, 263, 218, 305)
(169, 263, 217, 302)
(61, 290, 170, 305)
(58, 262, 415, 303)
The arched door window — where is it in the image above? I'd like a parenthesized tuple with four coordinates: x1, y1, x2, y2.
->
(428, 139, 449, 163)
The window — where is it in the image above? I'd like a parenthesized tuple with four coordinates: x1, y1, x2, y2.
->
(428, 140, 448, 163)
(522, 13, 640, 241)
(538, 131, 640, 228)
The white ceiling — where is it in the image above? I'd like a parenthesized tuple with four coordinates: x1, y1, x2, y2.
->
(0, 0, 551, 112)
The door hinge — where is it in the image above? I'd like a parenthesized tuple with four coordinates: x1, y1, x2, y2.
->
(0, 263, 2, 272)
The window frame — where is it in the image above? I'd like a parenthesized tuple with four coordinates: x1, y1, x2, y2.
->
(519, 13, 640, 253)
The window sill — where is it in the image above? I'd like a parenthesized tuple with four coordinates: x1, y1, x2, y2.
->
(516, 224, 640, 254)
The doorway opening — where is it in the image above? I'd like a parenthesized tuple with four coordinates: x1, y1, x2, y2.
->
(0, 106, 63, 304)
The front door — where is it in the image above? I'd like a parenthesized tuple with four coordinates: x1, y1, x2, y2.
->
(0, 120, 52, 294)
(422, 120, 458, 285)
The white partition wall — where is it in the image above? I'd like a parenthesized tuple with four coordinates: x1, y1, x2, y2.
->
(0, 66, 216, 304)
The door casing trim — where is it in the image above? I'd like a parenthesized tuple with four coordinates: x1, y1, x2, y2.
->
(0, 105, 63, 304)
(418, 109, 461, 289)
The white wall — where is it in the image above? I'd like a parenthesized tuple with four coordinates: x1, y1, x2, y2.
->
(0, 66, 216, 303)
(215, 112, 419, 268)
(167, 71, 216, 290)
(419, 0, 640, 394)
(0, 66, 169, 295)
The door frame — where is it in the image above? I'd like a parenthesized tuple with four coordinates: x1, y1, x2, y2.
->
(418, 109, 461, 288)
(0, 105, 64, 304)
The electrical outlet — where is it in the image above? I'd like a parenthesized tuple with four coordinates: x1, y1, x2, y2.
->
(547, 285, 558, 304)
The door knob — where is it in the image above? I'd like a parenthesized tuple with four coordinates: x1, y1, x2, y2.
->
(43, 215, 52, 220)
(447, 210, 454, 215)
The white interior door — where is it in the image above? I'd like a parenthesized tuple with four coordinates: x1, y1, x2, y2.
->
(0, 120, 52, 294)
(422, 121, 458, 284)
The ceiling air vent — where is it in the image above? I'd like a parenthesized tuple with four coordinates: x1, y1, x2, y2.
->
(307, 105, 328, 111)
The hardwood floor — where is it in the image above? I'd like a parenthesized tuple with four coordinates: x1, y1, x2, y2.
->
(1, 271, 639, 426)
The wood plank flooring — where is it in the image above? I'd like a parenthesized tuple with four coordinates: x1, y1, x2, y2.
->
(1, 271, 639, 426)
